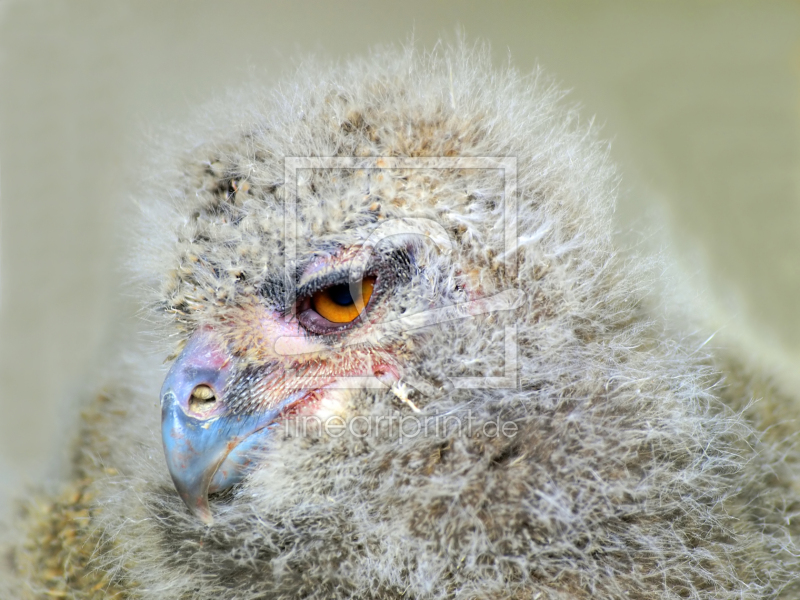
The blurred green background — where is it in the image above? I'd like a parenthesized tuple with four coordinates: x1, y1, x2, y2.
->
(0, 1, 798, 513)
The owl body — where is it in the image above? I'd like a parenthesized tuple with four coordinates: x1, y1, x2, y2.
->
(3, 44, 799, 599)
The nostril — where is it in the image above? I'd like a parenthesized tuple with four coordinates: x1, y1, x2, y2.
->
(189, 384, 217, 416)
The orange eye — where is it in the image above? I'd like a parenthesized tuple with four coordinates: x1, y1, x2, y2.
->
(311, 277, 376, 323)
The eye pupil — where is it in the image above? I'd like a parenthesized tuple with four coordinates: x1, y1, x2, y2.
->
(327, 284, 354, 306)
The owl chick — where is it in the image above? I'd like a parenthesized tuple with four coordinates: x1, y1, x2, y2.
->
(3, 43, 799, 600)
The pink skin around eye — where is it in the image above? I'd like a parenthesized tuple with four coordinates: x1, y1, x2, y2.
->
(220, 300, 400, 402)
(265, 308, 328, 357)
(253, 307, 401, 421)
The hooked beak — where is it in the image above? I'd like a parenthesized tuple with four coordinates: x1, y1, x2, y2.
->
(160, 329, 280, 525)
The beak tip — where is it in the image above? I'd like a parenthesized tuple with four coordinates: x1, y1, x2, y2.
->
(194, 504, 215, 527)
(177, 486, 215, 526)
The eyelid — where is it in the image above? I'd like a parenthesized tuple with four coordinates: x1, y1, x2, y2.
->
(296, 272, 359, 303)
(294, 261, 378, 301)
(295, 245, 413, 296)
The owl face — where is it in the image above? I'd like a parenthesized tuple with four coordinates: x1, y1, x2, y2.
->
(157, 159, 508, 522)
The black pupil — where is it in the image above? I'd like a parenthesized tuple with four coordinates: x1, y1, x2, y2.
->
(327, 283, 354, 306)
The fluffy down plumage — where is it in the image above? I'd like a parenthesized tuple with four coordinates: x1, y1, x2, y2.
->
(3, 42, 799, 599)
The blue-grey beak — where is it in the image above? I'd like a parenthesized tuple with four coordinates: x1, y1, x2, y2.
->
(160, 329, 280, 525)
